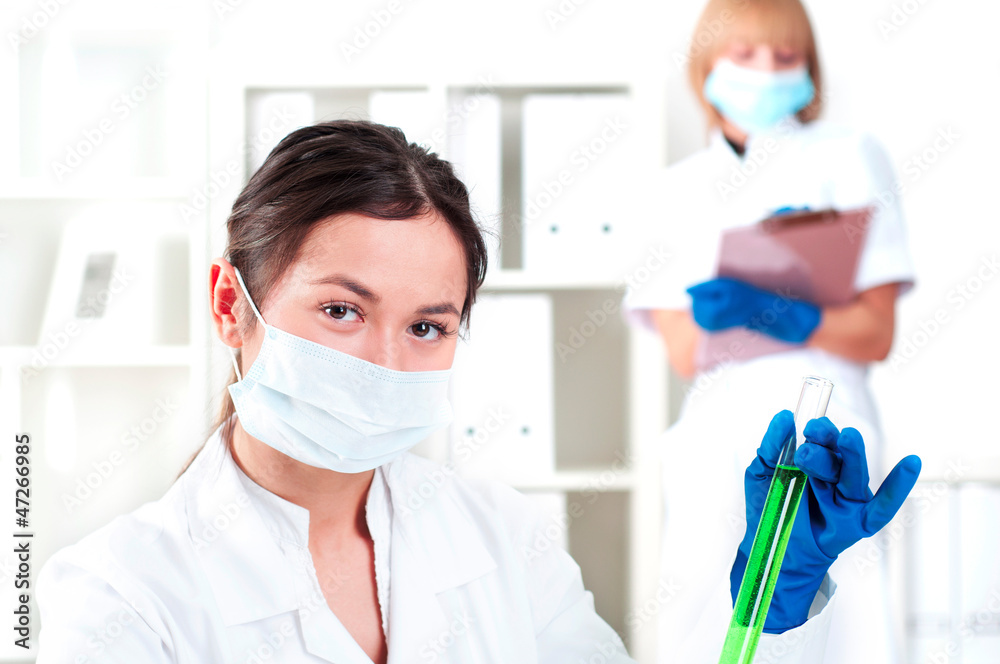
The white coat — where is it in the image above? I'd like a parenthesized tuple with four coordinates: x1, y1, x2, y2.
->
(624, 119, 916, 664)
(37, 422, 836, 663)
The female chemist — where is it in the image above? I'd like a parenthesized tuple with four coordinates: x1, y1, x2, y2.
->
(37, 120, 917, 663)
(624, 0, 916, 662)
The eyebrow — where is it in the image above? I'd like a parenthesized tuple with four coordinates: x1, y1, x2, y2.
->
(308, 274, 461, 318)
(308, 275, 381, 303)
(416, 303, 461, 318)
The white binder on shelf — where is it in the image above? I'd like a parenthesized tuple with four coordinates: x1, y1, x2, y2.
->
(37, 208, 189, 363)
(446, 90, 502, 271)
(521, 93, 639, 281)
(448, 293, 554, 482)
(368, 89, 437, 149)
(246, 91, 316, 174)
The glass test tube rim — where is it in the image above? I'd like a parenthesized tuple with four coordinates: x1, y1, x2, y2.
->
(778, 375, 835, 468)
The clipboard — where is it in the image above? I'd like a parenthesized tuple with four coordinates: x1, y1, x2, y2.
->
(694, 206, 873, 372)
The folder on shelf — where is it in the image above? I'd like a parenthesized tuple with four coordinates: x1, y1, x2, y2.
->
(39, 210, 189, 359)
(520, 93, 640, 280)
(246, 91, 315, 174)
(448, 293, 555, 481)
(368, 90, 437, 148)
(446, 90, 502, 270)
(694, 206, 873, 371)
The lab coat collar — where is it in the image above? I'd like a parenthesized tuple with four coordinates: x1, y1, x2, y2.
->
(383, 455, 498, 592)
(710, 115, 804, 159)
(381, 456, 499, 658)
(181, 426, 301, 626)
(182, 428, 498, 639)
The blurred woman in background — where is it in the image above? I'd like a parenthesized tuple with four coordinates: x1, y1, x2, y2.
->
(625, 0, 915, 661)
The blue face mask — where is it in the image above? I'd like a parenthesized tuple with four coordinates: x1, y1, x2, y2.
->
(227, 267, 454, 474)
(704, 59, 815, 136)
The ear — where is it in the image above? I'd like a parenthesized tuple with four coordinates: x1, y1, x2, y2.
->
(210, 258, 245, 349)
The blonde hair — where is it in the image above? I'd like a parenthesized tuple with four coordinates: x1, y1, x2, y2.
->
(687, 0, 823, 129)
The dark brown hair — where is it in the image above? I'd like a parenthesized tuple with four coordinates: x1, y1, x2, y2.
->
(206, 120, 489, 458)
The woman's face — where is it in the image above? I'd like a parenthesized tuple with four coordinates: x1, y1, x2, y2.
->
(718, 41, 806, 71)
(232, 212, 467, 373)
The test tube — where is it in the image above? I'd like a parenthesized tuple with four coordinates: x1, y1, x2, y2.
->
(718, 376, 834, 664)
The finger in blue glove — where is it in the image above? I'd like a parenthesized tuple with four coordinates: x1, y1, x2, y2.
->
(734, 411, 922, 633)
(797, 420, 922, 557)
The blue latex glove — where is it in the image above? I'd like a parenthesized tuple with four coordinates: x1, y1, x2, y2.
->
(732, 410, 922, 632)
(686, 277, 821, 344)
(771, 206, 810, 216)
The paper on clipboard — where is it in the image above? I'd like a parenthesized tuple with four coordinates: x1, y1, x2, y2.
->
(695, 206, 873, 372)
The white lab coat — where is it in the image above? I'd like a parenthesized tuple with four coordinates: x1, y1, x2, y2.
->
(37, 422, 836, 663)
(625, 119, 915, 664)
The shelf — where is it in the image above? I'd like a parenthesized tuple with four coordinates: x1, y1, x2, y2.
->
(482, 269, 623, 291)
(0, 177, 197, 201)
(0, 345, 195, 368)
(233, 77, 633, 91)
(506, 469, 637, 493)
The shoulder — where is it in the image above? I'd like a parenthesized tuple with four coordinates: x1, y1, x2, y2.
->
(798, 121, 892, 164)
(788, 121, 900, 197)
(797, 119, 858, 142)
(41, 488, 175, 582)
(648, 141, 737, 223)
(43, 431, 231, 589)
(37, 483, 193, 660)
(665, 141, 729, 180)
(38, 467, 208, 613)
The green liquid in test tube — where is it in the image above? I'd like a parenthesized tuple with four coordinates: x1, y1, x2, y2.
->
(718, 376, 834, 664)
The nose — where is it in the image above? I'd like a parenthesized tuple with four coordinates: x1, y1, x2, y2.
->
(754, 46, 778, 71)
(362, 328, 405, 371)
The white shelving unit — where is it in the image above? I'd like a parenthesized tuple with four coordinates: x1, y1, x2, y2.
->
(0, 15, 212, 663)
(2, 12, 670, 662)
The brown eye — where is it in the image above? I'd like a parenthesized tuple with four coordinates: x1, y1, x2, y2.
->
(775, 49, 803, 65)
(324, 304, 360, 322)
(728, 44, 754, 61)
(410, 322, 443, 340)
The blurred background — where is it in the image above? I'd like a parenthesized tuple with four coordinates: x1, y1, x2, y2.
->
(0, 0, 996, 662)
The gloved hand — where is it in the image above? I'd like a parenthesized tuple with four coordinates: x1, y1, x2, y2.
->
(771, 205, 810, 216)
(732, 410, 922, 632)
(686, 277, 821, 344)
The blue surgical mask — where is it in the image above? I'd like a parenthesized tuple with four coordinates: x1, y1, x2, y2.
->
(227, 267, 454, 473)
(704, 59, 815, 136)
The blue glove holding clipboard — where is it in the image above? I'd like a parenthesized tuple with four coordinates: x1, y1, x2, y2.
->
(687, 277, 821, 343)
(690, 206, 873, 370)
